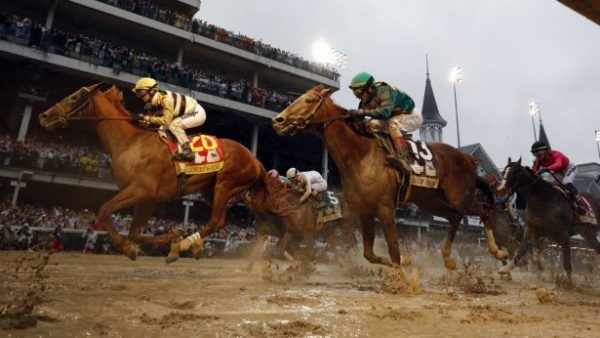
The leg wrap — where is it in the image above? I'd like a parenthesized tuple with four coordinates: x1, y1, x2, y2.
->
(179, 232, 203, 251)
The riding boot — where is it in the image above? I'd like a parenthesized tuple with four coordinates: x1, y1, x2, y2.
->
(386, 136, 412, 172)
(565, 183, 586, 215)
(172, 142, 195, 162)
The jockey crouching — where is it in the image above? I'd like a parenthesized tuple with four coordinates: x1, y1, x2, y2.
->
(286, 168, 328, 203)
(531, 141, 586, 215)
(132, 77, 207, 162)
(347, 72, 423, 172)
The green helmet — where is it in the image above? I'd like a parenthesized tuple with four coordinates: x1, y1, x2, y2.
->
(349, 72, 375, 90)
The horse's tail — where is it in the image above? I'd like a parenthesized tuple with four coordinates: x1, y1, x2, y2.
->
(476, 177, 495, 205)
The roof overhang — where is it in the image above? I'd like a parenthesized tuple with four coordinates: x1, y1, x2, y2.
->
(557, 0, 600, 25)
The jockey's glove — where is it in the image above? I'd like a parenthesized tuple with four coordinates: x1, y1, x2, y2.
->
(536, 167, 549, 175)
(132, 113, 146, 122)
(348, 109, 364, 117)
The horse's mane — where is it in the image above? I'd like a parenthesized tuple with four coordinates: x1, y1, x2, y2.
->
(102, 86, 131, 116)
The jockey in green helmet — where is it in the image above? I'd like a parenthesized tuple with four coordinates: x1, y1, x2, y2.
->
(348, 72, 422, 172)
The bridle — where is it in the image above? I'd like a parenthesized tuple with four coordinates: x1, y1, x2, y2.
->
(57, 86, 133, 124)
(288, 90, 348, 132)
(505, 163, 540, 196)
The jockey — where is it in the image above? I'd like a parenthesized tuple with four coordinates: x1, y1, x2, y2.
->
(531, 141, 585, 215)
(286, 168, 328, 203)
(347, 72, 423, 172)
(131, 77, 207, 161)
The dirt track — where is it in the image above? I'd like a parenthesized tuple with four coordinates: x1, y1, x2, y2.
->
(1, 250, 600, 338)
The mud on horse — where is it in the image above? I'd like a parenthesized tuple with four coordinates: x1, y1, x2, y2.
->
(272, 86, 507, 269)
(39, 83, 265, 263)
(243, 174, 357, 268)
(496, 158, 600, 280)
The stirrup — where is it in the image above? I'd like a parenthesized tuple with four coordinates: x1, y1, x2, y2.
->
(172, 152, 194, 162)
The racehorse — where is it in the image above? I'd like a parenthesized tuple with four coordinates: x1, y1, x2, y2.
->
(243, 174, 357, 267)
(39, 84, 265, 262)
(272, 86, 507, 269)
(497, 158, 600, 280)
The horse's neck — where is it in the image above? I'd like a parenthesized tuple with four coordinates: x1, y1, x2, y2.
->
(522, 175, 561, 205)
(94, 95, 145, 159)
(321, 116, 373, 179)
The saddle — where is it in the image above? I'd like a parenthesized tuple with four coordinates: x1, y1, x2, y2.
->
(157, 127, 224, 176)
(550, 185, 597, 225)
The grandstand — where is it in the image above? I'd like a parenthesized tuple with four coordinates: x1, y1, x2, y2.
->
(0, 0, 342, 218)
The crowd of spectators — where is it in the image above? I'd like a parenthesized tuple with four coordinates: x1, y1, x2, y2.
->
(0, 13, 298, 112)
(0, 200, 254, 253)
(94, 0, 338, 80)
(0, 134, 112, 179)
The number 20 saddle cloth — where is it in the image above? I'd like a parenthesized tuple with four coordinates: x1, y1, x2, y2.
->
(158, 128, 225, 176)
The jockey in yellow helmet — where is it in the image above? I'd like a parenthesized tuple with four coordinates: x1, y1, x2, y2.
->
(132, 77, 206, 161)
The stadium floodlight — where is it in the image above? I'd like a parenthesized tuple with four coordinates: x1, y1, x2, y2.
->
(529, 101, 540, 116)
(449, 66, 463, 83)
(312, 39, 347, 69)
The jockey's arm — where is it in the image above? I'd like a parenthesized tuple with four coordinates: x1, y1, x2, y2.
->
(358, 86, 394, 119)
(299, 175, 312, 203)
(146, 95, 175, 125)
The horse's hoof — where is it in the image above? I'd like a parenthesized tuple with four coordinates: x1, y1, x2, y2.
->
(166, 253, 180, 264)
(122, 243, 138, 261)
(498, 261, 515, 275)
(444, 257, 457, 270)
(400, 255, 411, 266)
(495, 250, 509, 260)
(191, 244, 203, 260)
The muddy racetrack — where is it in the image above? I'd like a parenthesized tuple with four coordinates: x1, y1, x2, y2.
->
(1, 248, 600, 337)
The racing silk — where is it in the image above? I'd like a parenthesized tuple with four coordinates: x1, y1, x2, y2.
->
(145, 90, 199, 126)
(358, 82, 415, 120)
(532, 150, 570, 174)
(297, 170, 328, 202)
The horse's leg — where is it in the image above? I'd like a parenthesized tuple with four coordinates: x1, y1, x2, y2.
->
(581, 224, 600, 254)
(483, 222, 509, 261)
(96, 184, 148, 260)
(441, 216, 463, 270)
(168, 181, 252, 263)
(499, 226, 535, 275)
(560, 238, 573, 281)
(127, 201, 183, 246)
(378, 207, 410, 266)
(359, 213, 392, 266)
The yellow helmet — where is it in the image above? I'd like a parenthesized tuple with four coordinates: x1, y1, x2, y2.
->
(132, 77, 157, 93)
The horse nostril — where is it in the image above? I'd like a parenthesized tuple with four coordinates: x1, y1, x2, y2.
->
(40, 112, 48, 120)
(273, 116, 285, 124)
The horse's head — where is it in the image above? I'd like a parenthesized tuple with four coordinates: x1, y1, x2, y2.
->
(39, 83, 106, 131)
(496, 157, 535, 198)
(272, 85, 337, 135)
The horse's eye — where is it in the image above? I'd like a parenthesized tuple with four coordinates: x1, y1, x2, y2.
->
(305, 98, 313, 104)
(70, 95, 78, 102)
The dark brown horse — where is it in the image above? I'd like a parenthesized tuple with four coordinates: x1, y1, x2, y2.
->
(39, 84, 265, 262)
(497, 158, 600, 280)
(272, 86, 507, 269)
(243, 174, 357, 267)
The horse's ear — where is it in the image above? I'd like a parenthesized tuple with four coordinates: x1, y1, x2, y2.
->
(516, 157, 522, 166)
(319, 87, 337, 98)
(507, 156, 512, 164)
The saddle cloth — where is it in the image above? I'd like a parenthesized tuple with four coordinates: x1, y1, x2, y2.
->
(315, 191, 343, 227)
(158, 129, 225, 175)
(405, 140, 440, 189)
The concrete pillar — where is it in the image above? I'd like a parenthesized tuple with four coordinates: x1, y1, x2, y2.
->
(45, 0, 59, 29)
(183, 199, 194, 226)
(417, 226, 422, 242)
(251, 124, 259, 156)
(252, 71, 258, 89)
(177, 48, 184, 67)
(17, 103, 33, 142)
(322, 146, 329, 182)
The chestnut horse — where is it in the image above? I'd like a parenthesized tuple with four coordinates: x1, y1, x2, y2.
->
(39, 84, 265, 262)
(243, 174, 357, 266)
(496, 158, 600, 280)
(272, 86, 507, 269)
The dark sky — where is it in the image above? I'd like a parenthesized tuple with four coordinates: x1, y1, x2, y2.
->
(199, 0, 600, 168)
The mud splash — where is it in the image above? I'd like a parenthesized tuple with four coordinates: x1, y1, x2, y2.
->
(436, 261, 504, 295)
(0, 251, 52, 330)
